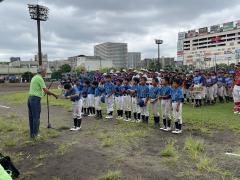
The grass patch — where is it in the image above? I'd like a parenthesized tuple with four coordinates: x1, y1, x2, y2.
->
(56, 141, 76, 155)
(36, 151, 49, 161)
(160, 140, 179, 165)
(160, 140, 178, 158)
(184, 136, 205, 160)
(196, 156, 218, 173)
(52, 177, 61, 180)
(98, 122, 150, 148)
(101, 136, 114, 147)
(99, 170, 122, 180)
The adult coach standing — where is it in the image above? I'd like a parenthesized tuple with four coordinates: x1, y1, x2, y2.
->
(28, 66, 58, 138)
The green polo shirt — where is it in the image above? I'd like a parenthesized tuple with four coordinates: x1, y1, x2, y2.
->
(29, 74, 46, 98)
(0, 164, 12, 180)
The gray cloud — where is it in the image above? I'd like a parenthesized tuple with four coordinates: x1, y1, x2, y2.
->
(0, 0, 240, 61)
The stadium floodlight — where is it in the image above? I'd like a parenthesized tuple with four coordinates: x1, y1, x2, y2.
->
(28, 4, 49, 65)
(155, 39, 163, 71)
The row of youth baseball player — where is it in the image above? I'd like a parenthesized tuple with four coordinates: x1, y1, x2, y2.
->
(60, 75, 184, 134)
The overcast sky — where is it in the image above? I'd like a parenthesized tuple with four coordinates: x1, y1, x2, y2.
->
(0, 0, 240, 61)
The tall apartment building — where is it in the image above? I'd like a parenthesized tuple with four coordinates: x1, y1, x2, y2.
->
(127, 52, 141, 68)
(177, 20, 240, 69)
(94, 42, 128, 68)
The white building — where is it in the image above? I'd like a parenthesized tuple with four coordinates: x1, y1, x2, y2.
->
(177, 20, 240, 69)
(76, 55, 113, 71)
(94, 42, 128, 68)
(127, 52, 141, 68)
(34, 53, 48, 64)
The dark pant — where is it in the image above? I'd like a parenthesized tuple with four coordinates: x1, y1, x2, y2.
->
(28, 96, 41, 138)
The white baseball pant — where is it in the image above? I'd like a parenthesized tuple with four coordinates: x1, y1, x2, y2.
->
(172, 102, 183, 124)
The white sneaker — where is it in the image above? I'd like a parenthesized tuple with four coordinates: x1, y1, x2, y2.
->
(70, 127, 77, 131)
(88, 114, 95, 117)
(172, 129, 180, 134)
(164, 127, 171, 131)
(176, 130, 182, 134)
(76, 127, 81, 130)
(105, 115, 113, 119)
(137, 119, 142, 123)
(160, 127, 166, 130)
(116, 116, 122, 120)
(234, 111, 238, 114)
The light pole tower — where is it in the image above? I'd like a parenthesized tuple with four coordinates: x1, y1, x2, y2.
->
(155, 39, 163, 71)
(28, 4, 49, 66)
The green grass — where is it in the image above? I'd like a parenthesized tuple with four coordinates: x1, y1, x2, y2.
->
(184, 136, 205, 160)
(98, 121, 151, 148)
(2, 91, 240, 133)
(183, 103, 240, 133)
(99, 170, 122, 180)
(160, 140, 179, 158)
(1, 89, 72, 109)
(196, 156, 218, 173)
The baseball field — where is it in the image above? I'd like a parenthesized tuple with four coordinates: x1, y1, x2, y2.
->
(0, 83, 240, 180)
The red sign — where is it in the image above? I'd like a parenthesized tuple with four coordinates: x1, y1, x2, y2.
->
(210, 36, 222, 42)
(177, 51, 184, 56)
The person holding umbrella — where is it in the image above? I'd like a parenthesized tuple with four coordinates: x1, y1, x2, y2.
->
(28, 66, 58, 138)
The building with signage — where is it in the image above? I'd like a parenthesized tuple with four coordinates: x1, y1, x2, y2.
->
(94, 42, 128, 68)
(177, 20, 240, 69)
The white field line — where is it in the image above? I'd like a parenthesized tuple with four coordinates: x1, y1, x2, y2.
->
(225, 152, 240, 157)
(0, 105, 10, 109)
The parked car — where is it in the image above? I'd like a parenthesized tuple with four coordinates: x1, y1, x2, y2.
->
(9, 76, 19, 83)
(0, 77, 5, 83)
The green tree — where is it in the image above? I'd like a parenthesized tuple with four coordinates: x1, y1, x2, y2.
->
(22, 71, 34, 82)
(51, 70, 62, 80)
(75, 65, 86, 75)
(59, 64, 71, 73)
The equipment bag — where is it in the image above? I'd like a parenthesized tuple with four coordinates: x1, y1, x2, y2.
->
(0, 153, 20, 179)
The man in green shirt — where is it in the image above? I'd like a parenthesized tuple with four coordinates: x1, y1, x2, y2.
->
(28, 66, 58, 138)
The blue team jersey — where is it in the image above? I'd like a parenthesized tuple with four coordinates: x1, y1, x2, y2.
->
(88, 86, 95, 95)
(95, 86, 104, 97)
(193, 75, 203, 85)
(82, 86, 88, 93)
(64, 87, 80, 102)
(158, 86, 171, 97)
(76, 84, 83, 93)
(130, 84, 138, 97)
(115, 85, 124, 97)
(211, 76, 218, 84)
(217, 76, 225, 83)
(149, 86, 160, 99)
(104, 82, 115, 95)
(131, 84, 139, 91)
(170, 87, 184, 102)
(206, 78, 213, 87)
(122, 84, 132, 95)
(225, 78, 233, 87)
(136, 85, 149, 98)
